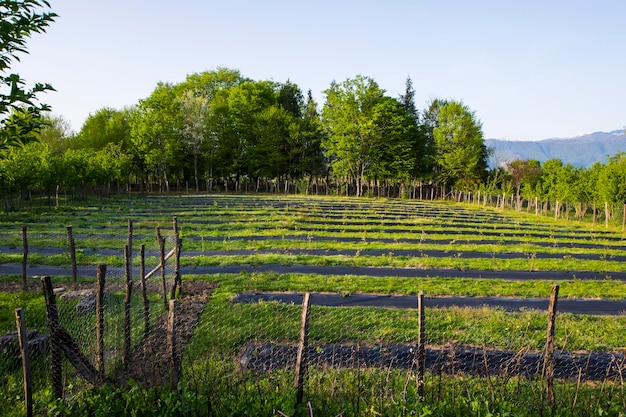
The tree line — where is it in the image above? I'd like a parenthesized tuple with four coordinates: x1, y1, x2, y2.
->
(1, 68, 490, 199)
(1, 66, 626, 225)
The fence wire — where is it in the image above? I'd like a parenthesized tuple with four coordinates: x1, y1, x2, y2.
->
(0, 221, 179, 415)
(2, 219, 626, 415)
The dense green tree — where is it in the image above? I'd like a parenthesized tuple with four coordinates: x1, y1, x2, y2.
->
(277, 80, 304, 119)
(130, 82, 180, 191)
(75, 107, 132, 151)
(399, 76, 418, 121)
(177, 89, 210, 192)
(300, 90, 326, 179)
(432, 100, 488, 190)
(322, 75, 385, 196)
(0, 0, 56, 150)
(368, 96, 418, 194)
(36, 114, 73, 153)
(419, 98, 447, 179)
(212, 79, 278, 187)
(507, 159, 542, 210)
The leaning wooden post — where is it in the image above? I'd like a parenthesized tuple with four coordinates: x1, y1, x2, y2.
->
(15, 308, 33, 417)
(95, 264, 106, 381)
(417, 290, 425, 400)
(140, 244, 150, 340)
(66, 226, 78, 290)
(543, 284, 559, 407)
(294, 292, 311, 407)
(123, 245, 133, 366)
(156, 227, 167, 310)
(21, 226, 28, 291)
(168, 299, 179, 390)
(41, 276, 63, 399)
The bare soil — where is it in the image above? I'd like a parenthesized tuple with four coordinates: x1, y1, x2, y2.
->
(116, 279, 214, 387)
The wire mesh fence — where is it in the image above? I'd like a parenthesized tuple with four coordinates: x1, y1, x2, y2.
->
(189, 290, 626, 415)
(2, 218, 626, 415)
(0, 219, 181, 414)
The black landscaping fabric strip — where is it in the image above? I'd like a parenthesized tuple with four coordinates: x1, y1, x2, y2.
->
(239, 342, 625, 381)
(232, 292, 626, 316)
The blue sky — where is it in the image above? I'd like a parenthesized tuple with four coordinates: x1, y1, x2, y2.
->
(12, 0, 626, 140)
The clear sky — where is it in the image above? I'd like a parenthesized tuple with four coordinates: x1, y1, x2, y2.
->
(11, 0, 626, 140)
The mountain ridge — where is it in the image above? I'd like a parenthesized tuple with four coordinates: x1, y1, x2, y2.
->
(485, 130, 626, 167)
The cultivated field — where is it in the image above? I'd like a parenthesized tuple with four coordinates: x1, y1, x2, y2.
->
(2, 194, 626, 416)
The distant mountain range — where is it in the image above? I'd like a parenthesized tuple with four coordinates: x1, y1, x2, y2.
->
(485, 130, 626, 168)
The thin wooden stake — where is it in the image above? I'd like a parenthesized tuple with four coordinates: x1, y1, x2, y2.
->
(544, 284, 559, 407)
(21, 226, 28, 291)
(156, 226, 167, 309)
(294, 292, 311, 406)
(41, 276, 63, 399)
(140, 244, 150, 340)
(66, 226, 78, 290)
(15, 308, 33, 417)
(127, 219, 133, 282)
(95, 264, 106, 381)
(123, 245, 133, 366)
(417, 290, 425, 400)
(168, 299, 179, 390)
(170, 216, 181, 299)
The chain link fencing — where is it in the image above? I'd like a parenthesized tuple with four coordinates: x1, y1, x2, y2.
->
(0, 220, 180, 414)
(2, 219, 626, 415)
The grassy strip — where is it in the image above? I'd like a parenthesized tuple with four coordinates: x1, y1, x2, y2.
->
(196, 272, 626, 301)
(184, 273, 626, 352)
(5, 250, 626, 273)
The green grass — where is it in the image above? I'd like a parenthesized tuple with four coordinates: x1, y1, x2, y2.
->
(4, 194, 626, 416)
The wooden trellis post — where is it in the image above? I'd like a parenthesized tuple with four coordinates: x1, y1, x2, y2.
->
(21, 226, 28, 291)
(66, 226, 78, 290)
(544, 284, 559, 407)
(140, 244, 150, 339)
(123, 245, 133, 366)
(127, 219, 133, 282)
(168, 299, 179, 390)
(41, 276, 63, 399)
(156, 226, 167, 309)
(96, 264, 106, 381)
(170, 216, 181, 299)
(294, 292, 311, 406)
(417, 290, 425, 400)
(15, 308, 33, 417)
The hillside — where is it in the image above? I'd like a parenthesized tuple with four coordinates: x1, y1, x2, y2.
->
(486, 130, 626, 167)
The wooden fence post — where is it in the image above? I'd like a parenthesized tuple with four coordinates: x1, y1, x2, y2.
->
(417, 290, 425, 400)
(170, 216, 182, 299)
(123, 245, 133, 366)
(294, 292, 311, 407)
(41, 276, 63, 399)
(66, 226, 78, 290)
(168, 299, 179, 390)
(15, 308, 33, 417)
(544, 284, 559, 407)
(21, 226, 28, 291)
(140, 244, 150, 339)
(95, 264, 106, 381)
(127, 219, 133, 282)
(156, 227, 167, 309)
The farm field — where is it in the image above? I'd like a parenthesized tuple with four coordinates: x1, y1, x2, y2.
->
(2, 194, 626, 416)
